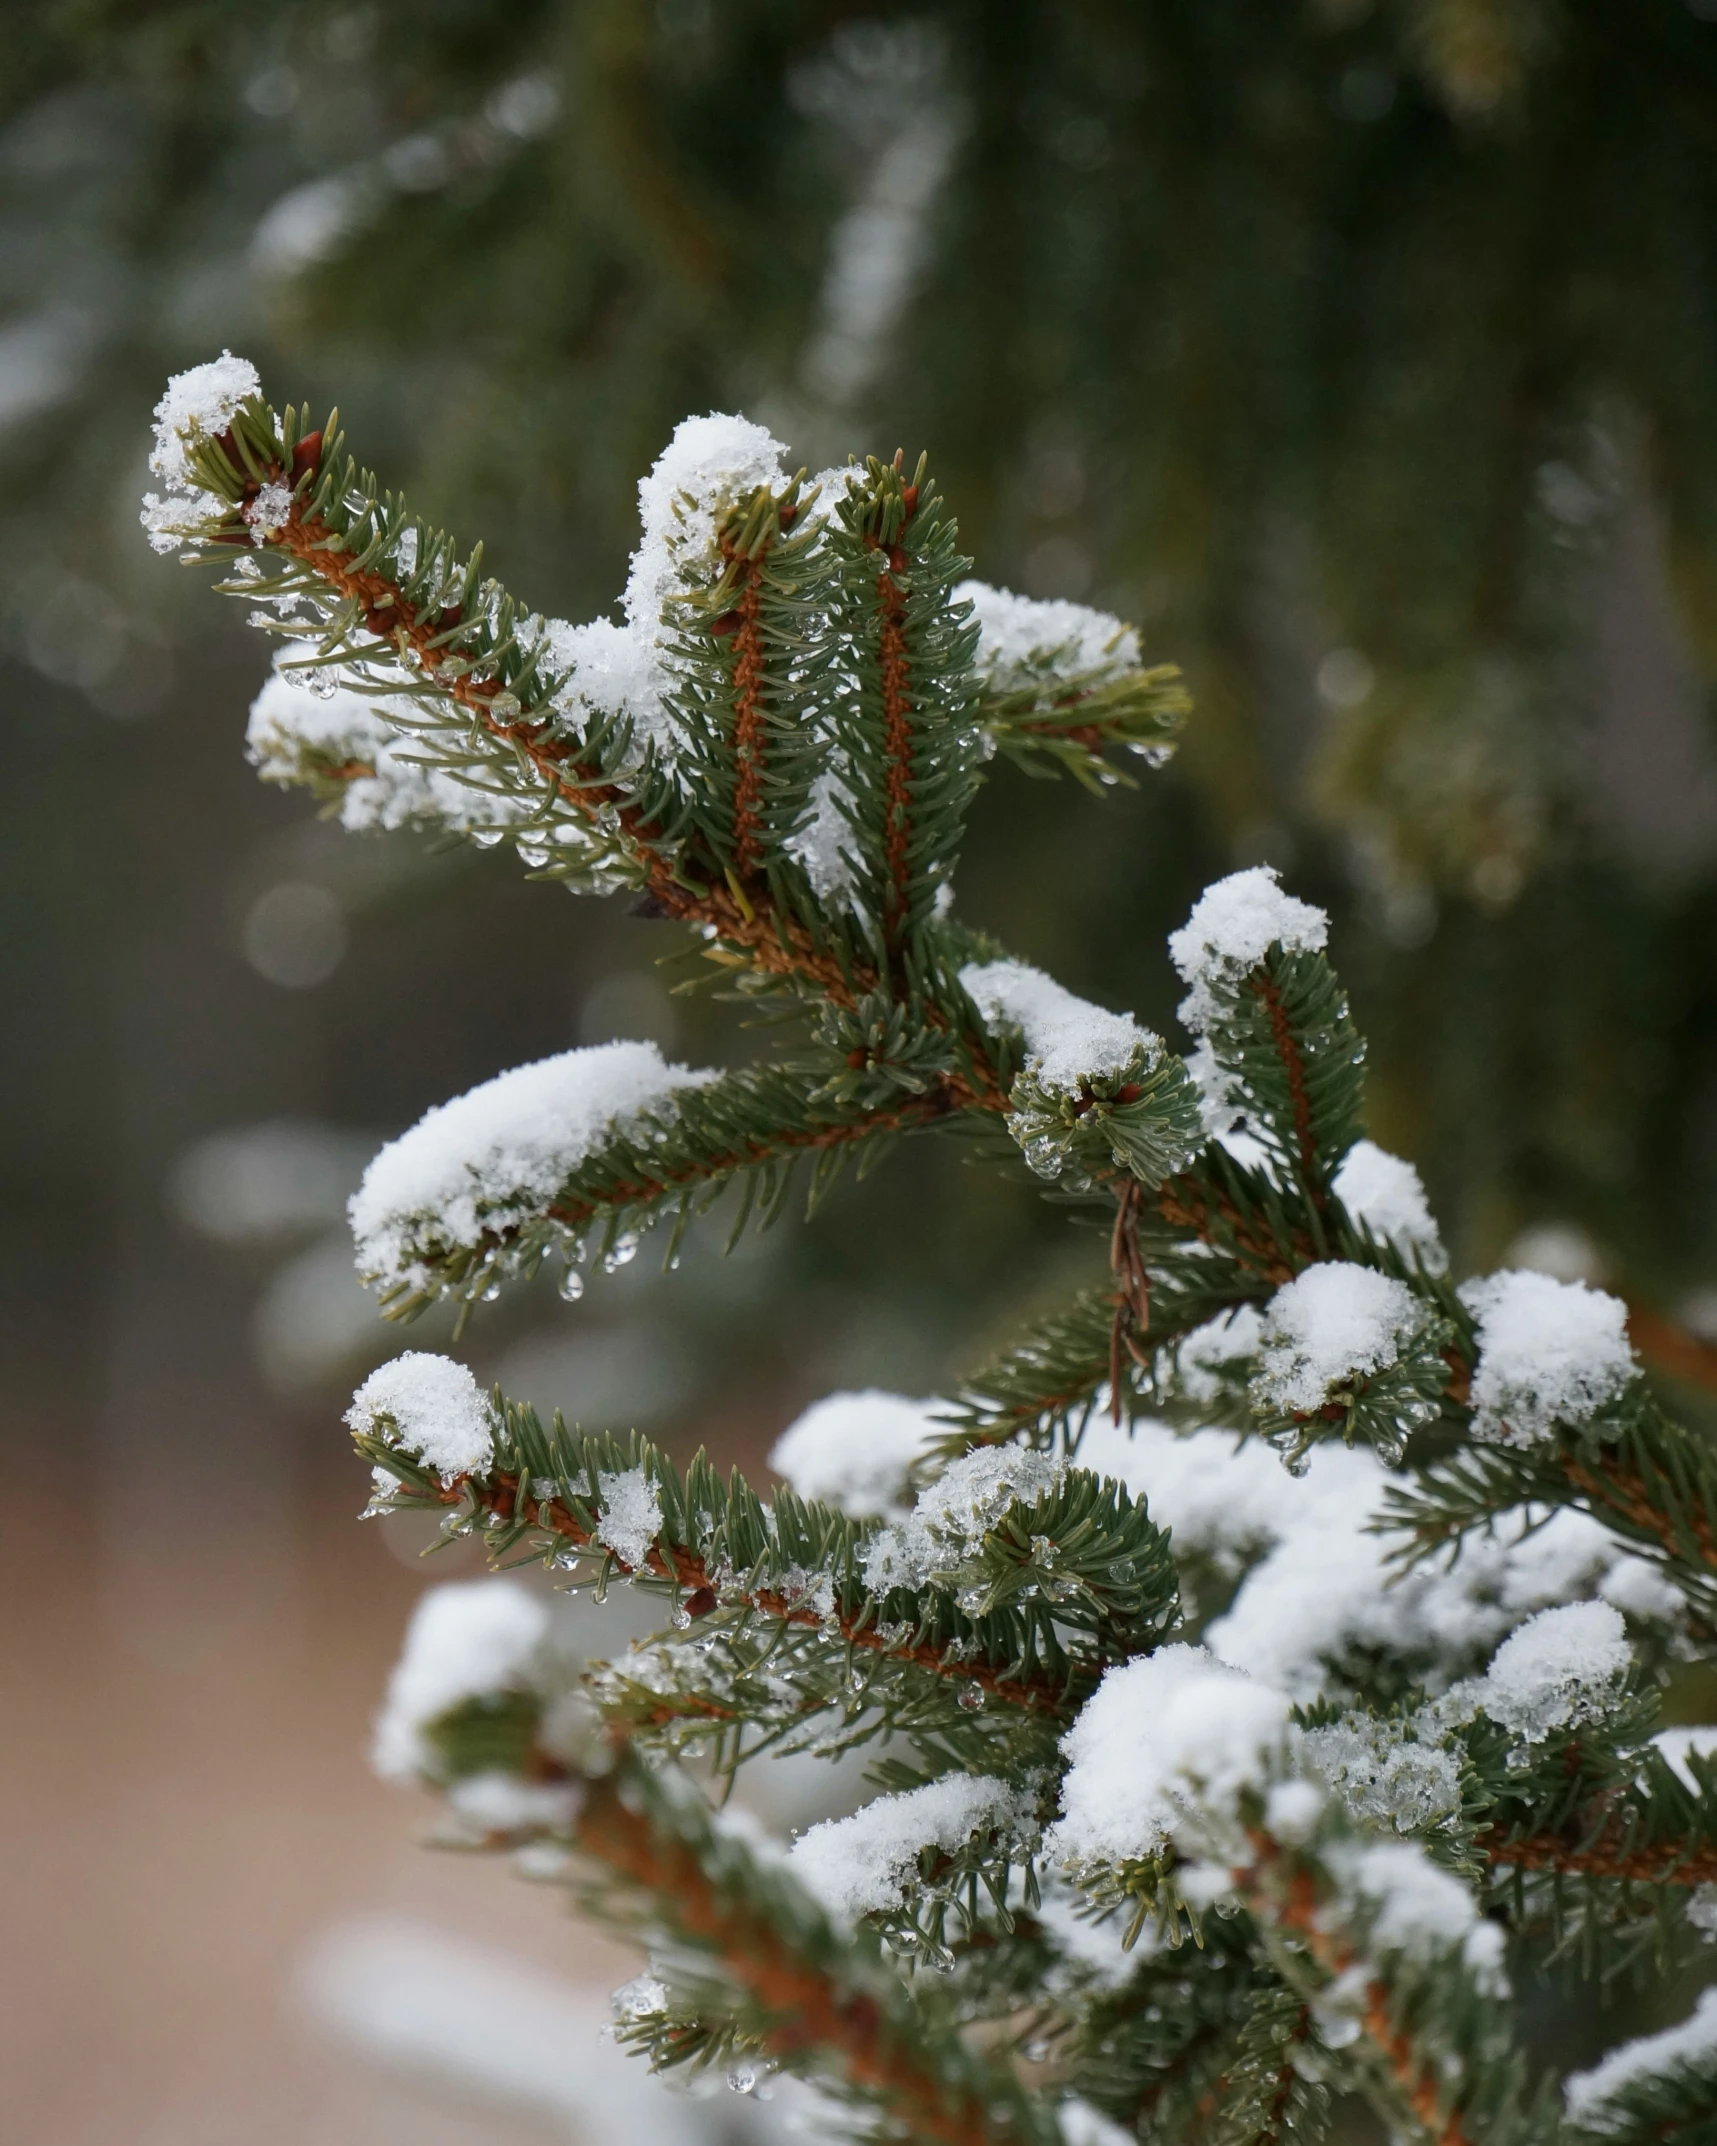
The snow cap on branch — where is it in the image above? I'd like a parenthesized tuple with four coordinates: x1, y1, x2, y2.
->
(625, 413, 789, 634)
(1461, 1600, 1632, 1742)
(141, 350, 263, 553)
(349, 1041, 719, 1290)
(1046, 1645, 1296, 1867)
(769, 1390, 946, 1519)
(1652, 1724, 1717, 1788)
(1460, 1268, 1637, 1446)
(148, 350, 259, 490)
(595, 1467, 663, 1570)
(861, 1443, 1064, 1592)
(1332, 1139, 1446, 1272)
(955, 580, 1141, 689)
(373, 1580, 548, 1781)
(247, 667, 531, 836)
(1564, 1987, 1717, 2130)
(1168, 867, 1329, 1034)
(1337, 1841, 1505, 1990)
(1253, 1261, 1428, 1416)
(790, 1774, 1034, 1920)
(347, 1352, 495, 1483)
(960, 959, 1157, 1093)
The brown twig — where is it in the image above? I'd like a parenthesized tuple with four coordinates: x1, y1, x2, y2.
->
(443, 1470, 1073, 1717)
(574, 1772, 1022, 2146)
(1484, 1827, 1717, 1887)
(1237, 1843, 1474, 2146)
(1249, 972, 1320, 1199)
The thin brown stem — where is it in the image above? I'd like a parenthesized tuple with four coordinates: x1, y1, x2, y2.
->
(445, 1471, 1072, 1717)
(574, 1773, 1021, 2146)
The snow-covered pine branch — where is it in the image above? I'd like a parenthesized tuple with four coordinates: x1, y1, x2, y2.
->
(149, 358, 1717, 2146)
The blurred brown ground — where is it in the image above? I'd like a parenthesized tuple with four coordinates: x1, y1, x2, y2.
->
(0, 1401, 645, 2146)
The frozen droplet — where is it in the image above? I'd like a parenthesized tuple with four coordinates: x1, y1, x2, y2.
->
(1022, 2039, 1050, 2063)
(1282, 1448, 1311, 1479)
(670, 1605, 692, 1630)
(471, 828, 505, 850)
(481, 1280, 502, 1302)
(956, 1682, 985, 1712)
(488, 690, 523, 721)
(727, 2064, 759, 2095)
(1108, 1557, 1136, 1583)
(558, 1265, 585, 1302)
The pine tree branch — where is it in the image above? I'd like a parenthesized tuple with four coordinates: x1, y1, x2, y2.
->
(1484, 1829, 1717, 1886)
(1234, 1838, 1496, 2146)
(567, 1753, 1059, 2146)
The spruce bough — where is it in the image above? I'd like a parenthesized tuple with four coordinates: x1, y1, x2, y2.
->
(146, 356, 1717, 2146)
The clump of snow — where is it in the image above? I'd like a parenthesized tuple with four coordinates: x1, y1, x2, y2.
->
(861, 1444, 1064, 1593)
(784, 763, 858, 903)
(1652, 1725, 1717, 1789)
(1333, 1140, 1446, 1273)
(769, 1390, 946, 1519)
(538, 615, 679, 764)
(614, 414, 792, 751)
(1466, 1601, 1632, 1742)
(350, 1041, 719, 1290)
(346, 1352, 495, 1483)
(595, 1467, 663, 1570)
(1057, 2100, 1138, 2146)
(1461, 1269, 1637, 1446)
(1071, 1414, 1283, 1567)
(1302, 1717, 1464, 1833)
(1171, 1304, 1267, 1406)
(1252, 1261, 1428, 1416)
(141, 351, 265, 553)
(373, 1580, 548, 1782)
(148, 350, 260, 490)
(244, 481, 294, 540)
(1027, 1874, 1148, 1990)
(444, 1771, 580, 1838)
(1202, 1444, 1669, 1704)
(1263, 1778, 1327, 1846)
(247, 667, 531, 836)
(1338, 1841, 1504, 1990)
(1565, 1988, 1717, 2130)
(610, 1972, 669, 2022)
(1046, 1646, 1296, 1867)
(790, 1774, 1034, 1920)
(954, 581, 1141, 692)
(1168, 868, 1330, 1034)
(960, 959, 1156, 1093)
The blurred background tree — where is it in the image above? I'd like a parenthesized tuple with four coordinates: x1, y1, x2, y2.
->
(11, 3, 1717, 2138)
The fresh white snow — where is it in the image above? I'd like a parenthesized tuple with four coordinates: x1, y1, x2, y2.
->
(861, 1444, 1065, 1593)
(1046, 1646, 1296, 1866)
(1461, 1269, 1637, 1446)
(148, 350, 260, 490)
(1332, 1140, 1446, 1272)
(790, 1774, 1033, 1919)
(1651, 1725, 1717, 1789)
(955, 581, 1141, 690)
(769, 1390, 947, 1519)
(1465, 1601, 1632, 1741)
(1565, 1987, 1717, 2128)
(349, 1040, 719, 1289)
(1253, 1261, 1428, 1416)
(1337, 1840, 1504, 1989)
(594, 1466, 664, 1570)
(247, 666, 532, 836)
(346, 1352, 495, 1482)
(373, 1580, 548, 1781)
(1168, 868, 1329, 1034)
(959, 959, 1155, 1092)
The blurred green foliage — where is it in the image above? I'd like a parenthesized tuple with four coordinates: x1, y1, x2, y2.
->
(11, 0, 1717, 1410)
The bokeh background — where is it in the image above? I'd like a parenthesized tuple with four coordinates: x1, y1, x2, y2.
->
(9, 2, 1717, 2138)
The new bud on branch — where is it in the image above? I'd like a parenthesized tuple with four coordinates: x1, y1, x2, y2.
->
(144, 354, 1717, 2146)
